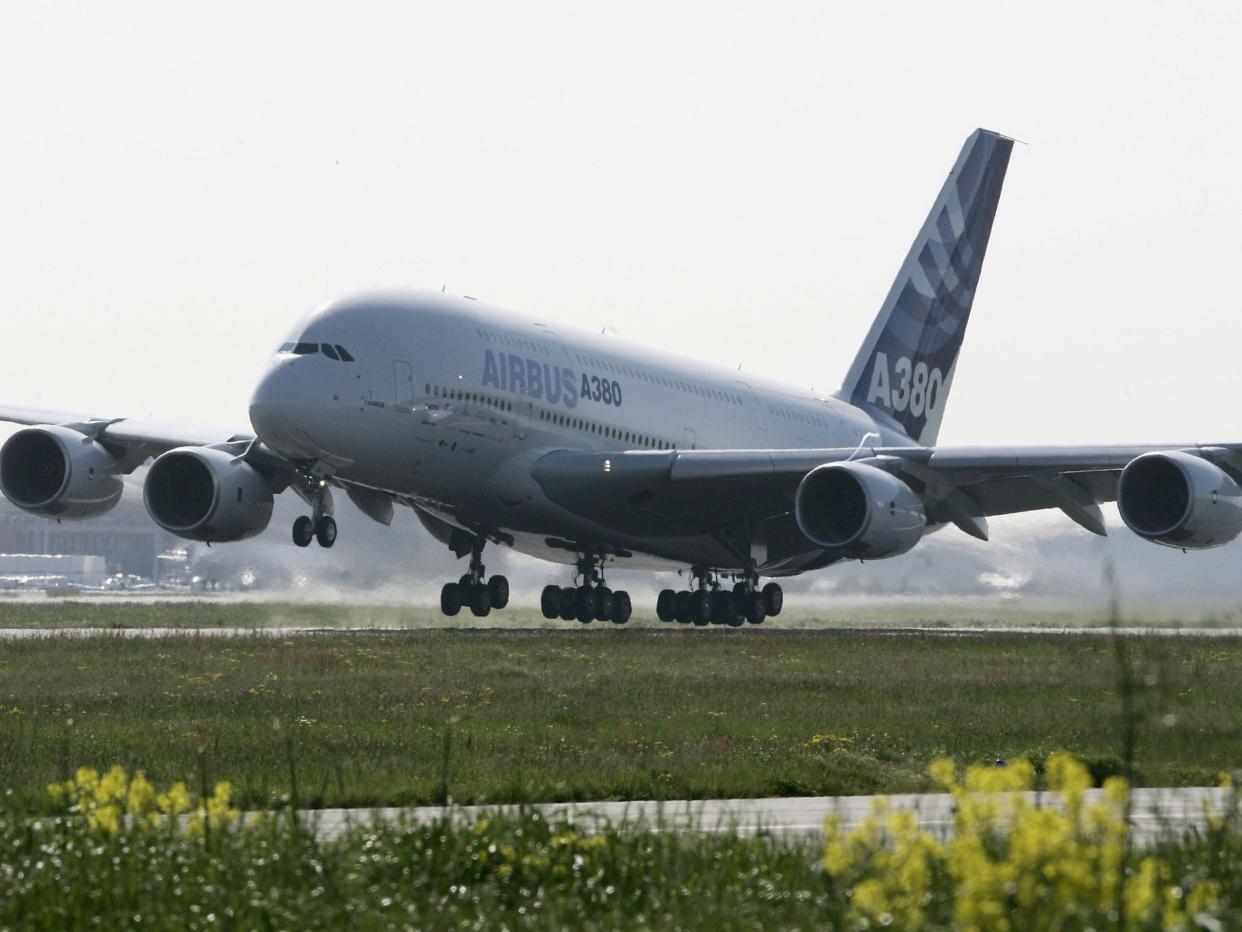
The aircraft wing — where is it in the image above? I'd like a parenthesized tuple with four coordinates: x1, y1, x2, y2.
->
(530, 443, 1242, 542)
(0, 404, 288, 477)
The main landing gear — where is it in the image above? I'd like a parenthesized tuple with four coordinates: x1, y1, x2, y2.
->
(539, 555, 632, 625)
(655, 570, 782, 627)
(293, 479, 337, 548)
(439, 540, 509, 618)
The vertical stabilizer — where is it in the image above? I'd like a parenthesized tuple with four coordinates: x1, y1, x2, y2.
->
(841, 128, 1013, 445)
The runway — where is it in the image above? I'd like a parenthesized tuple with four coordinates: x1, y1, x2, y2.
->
(302, 787, 1232, 844)
(3, 625, 1242, 639)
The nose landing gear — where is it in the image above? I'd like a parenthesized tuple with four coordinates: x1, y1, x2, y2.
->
(292, 478, 337, 548)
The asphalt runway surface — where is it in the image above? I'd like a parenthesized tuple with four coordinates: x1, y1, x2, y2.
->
(3, 625, 1242, 639)
(302, 787, 1232, 844)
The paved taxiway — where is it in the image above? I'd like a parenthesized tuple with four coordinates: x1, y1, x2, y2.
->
(302, 787, 1231, 843)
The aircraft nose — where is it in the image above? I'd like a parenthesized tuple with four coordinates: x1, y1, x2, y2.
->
(248, 360, 304, 446)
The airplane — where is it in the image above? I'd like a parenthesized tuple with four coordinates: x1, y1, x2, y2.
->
(3, 128, 1240, 627)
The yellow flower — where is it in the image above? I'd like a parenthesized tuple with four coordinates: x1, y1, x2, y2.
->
(96, 765, 128, 806)
(927, 757, 957, 791)
(127, 773, 156, 816)
(157, 781, 191, 816)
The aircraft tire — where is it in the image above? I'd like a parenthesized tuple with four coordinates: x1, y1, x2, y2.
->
(315, 515, 337, 548)
(762, 582, 783, 616)
(440, 582, 463, 617)
(691, 590, 712, 626)
(488, 575, 510, 610)
(673, 590, 693, 624)
(540, 585, 561, 619)
(610, 591, 632, 624)
(746, 592, 767, 625)
(292, 516, 314, 548)
(593, 587, 614, 621)
(469, 584, 491, 617)
(575, 586, 595, 623)
(656, 589, 676, 622)
(559, 587, 577, 621)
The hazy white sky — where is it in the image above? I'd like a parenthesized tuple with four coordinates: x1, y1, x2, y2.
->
(1, 1, 1238, 446)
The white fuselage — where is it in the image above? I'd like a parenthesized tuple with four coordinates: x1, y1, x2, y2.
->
(248, 290, 901, 571)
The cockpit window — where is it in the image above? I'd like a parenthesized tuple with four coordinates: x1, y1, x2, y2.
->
(292, 342, 319, 355)
(277, 342, 295, 353)
(335, 345, 355, 362)
(321, 343, 340, 360)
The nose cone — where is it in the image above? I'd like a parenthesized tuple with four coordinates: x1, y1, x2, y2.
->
(249, 360, 312, 454)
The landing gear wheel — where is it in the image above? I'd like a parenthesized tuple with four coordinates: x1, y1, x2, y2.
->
(746, 592, 767, 625)
(541, 585, 561, 619)
(469, 584, 492, 617)
(315, 515, 337, 549)
(711, 590, 735, 625)
(674, 590, 693, 624)
(593, 587, 614, 622)
(488, 575, 510, 610)
(762, 582, 783, 617)
(656, 589, 676, 622)
(292, 516, 314, 548)
(610, 591, 632, 624)
(559, 587, 577, 621)
(692, 590, 712, 626)
(440, 582, 463, 617)
(575, 586, 595, 624)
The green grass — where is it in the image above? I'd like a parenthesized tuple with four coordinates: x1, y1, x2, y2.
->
(0, 803, 842, 929)
(3, 612, 1242, 811)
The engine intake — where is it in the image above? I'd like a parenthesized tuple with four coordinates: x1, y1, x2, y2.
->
(795, 460, 925, 559)
(1117, 451, 1242, 550)
(0, 425, 123, 519)
(144, 447, 274, 542)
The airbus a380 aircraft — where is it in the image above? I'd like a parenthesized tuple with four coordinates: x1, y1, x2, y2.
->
(3, 128, 1240, 625)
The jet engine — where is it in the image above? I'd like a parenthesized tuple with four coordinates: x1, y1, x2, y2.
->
(143, 447, 274, 542)
(794, 460, 926, 558)
(0, 425, 123, 519)
(1117, 451, 1242, 550)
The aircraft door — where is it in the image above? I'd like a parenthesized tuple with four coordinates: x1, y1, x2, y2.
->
(393, 359, 416, 411)
(736, 381, 768, 432)
(683, 427, 697, 450)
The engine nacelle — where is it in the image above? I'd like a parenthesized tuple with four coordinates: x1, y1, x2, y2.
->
(0, 425, 123, 519)
(143, 447, 274, 543)
(795, 460, 926, 559)
(1117, 451, 1242, 550)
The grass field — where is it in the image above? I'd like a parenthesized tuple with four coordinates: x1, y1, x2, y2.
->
(3, 604, 1241, 811)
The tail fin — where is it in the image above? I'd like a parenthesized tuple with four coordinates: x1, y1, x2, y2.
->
(841, 128, 1013, 445)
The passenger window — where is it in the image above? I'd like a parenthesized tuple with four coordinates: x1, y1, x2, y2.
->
(321, 343, 340, 360)
(336, 346, 355, 362)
